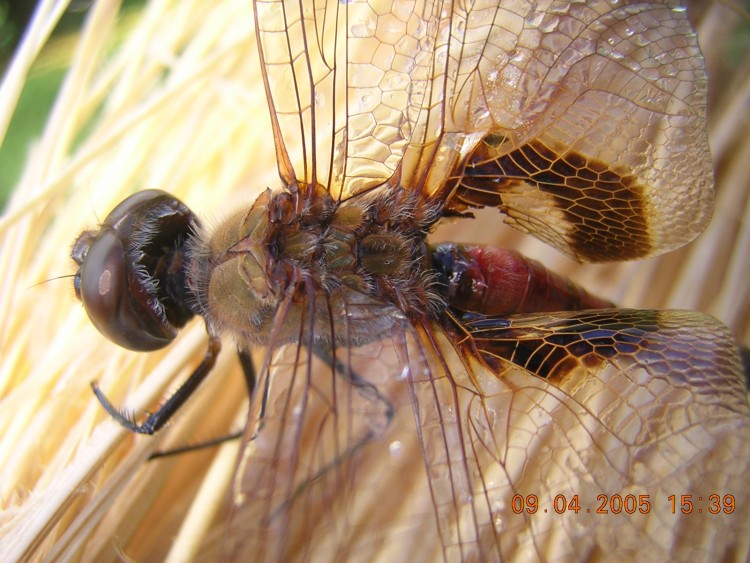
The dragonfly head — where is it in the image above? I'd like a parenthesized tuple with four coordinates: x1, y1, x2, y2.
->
(71, 190, 198, 351)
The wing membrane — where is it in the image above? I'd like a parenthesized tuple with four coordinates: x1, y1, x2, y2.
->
(227, 289, 415, 560)
(403, 309, 750, 559)
(254, 0, 441, 199)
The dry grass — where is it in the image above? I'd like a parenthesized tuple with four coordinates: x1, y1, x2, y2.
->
(0, 0, 747, 561)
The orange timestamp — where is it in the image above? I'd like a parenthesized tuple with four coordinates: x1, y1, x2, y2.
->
(511, 494, 736, 515)
(668, 494, 735, 514)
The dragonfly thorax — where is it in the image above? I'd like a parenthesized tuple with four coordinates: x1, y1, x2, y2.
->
(187, 186, 445, 346)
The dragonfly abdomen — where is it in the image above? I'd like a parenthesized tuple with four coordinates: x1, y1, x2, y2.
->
(431, 243, 613, 315)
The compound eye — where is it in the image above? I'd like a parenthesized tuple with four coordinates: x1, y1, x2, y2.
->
(78, 229, 176, 351)
(71, 190, 197, 351)
(73, 270, 82, 301)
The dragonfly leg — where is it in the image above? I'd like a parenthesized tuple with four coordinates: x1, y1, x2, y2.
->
(312, 342, 395, 430)
(92, 334, 221, 434)
(148, 346, 256, 459)
(261, 342, 395, 523)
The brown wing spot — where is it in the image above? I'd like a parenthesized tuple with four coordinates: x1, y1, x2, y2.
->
(445, 138, 652, 261)
(448, 309, 661, 384)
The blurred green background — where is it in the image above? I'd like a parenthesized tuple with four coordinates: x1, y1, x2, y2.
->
(0, 1, 148, 212)
(0, 1, 96, 211)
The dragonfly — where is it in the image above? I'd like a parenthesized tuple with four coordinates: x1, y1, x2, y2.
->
(70, 0, 750, 560)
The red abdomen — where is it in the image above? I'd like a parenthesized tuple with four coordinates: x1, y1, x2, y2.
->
(431, 243, 613, 315)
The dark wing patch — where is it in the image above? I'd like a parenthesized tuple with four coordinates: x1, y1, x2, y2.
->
(445, 140, 651, 261)
(451, 309, 661, 382)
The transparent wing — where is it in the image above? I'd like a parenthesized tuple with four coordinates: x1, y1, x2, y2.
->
(403, 309, 750, 560)
(254, 0, 441, 199)
(226, 289, 417, 560)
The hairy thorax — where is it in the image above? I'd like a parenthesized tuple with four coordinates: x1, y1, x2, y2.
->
(187, 186, 443, 347)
